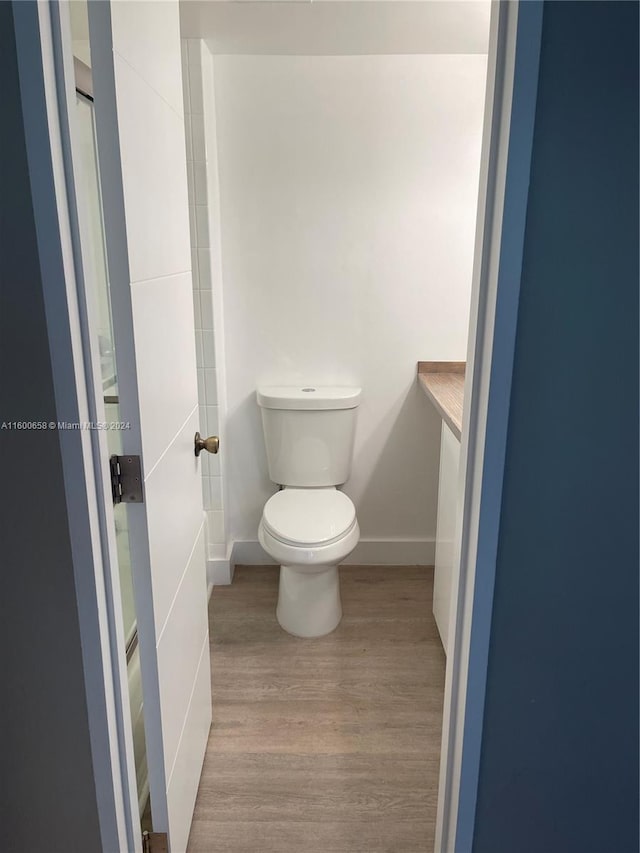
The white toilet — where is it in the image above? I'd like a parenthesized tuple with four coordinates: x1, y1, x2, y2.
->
(257, 385, 361, 637)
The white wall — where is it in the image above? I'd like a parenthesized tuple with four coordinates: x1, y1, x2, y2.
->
(212, 54, 487, 557)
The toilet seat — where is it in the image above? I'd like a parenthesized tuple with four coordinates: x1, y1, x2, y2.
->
(262, 488, 357, 547)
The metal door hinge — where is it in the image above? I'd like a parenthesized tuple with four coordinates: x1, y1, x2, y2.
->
(110, 454, 143, 505)
(142, 831, 168, 853)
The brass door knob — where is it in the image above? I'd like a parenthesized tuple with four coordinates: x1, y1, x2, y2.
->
(194, 432, 219, 457)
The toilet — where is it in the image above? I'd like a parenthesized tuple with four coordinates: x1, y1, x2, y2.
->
(257, 385, 361, 637)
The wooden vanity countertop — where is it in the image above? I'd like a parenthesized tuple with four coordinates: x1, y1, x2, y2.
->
(417, 362, 465, 441)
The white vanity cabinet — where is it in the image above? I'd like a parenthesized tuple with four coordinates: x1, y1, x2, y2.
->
(417, 362, 465, 655)
(433, 420, 460, 654)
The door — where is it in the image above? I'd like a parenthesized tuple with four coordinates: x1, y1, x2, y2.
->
(79, 3, 211, 850)
(433, 421, 461, 655)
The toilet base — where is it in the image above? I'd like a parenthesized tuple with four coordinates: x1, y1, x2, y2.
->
(276, 564, 342, 638)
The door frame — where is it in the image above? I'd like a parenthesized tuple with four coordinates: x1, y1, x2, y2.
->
(12, 2, 143, 850)
(435, 2, 543, 850)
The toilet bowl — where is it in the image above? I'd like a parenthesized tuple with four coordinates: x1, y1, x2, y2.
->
(258, 488, 360, 637)
(257, 384, 362, 638)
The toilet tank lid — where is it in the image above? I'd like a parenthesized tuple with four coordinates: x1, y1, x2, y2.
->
(257, 386, 361, 411)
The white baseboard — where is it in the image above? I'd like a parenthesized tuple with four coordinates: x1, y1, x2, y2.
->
(232, 540, 275, 567)
(208, 539, 436, 587)
(206, 542, 234, 587)
(345, 538, 435, 566)
(227, 537, 435, 570)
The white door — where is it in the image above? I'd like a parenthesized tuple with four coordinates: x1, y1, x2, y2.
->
(83, 3, 211, 851)
(433, 421, 461, 655)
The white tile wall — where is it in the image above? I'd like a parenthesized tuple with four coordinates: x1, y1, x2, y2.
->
(182, 39, 226, 555)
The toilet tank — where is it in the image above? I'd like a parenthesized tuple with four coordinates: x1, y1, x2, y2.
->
(257, 386, 361, 487)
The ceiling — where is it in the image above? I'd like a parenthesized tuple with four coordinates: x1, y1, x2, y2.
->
(179, 1, 491, 56)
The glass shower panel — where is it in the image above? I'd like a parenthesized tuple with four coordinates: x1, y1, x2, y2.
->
(74, 89, 149, 820)
(75, 95, 116, 388)
(75, 92, 137, 648)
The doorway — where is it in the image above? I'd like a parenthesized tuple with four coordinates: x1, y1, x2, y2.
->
(25, 0, 536, 848)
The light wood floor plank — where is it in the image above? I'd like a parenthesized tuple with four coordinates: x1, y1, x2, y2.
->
(187, 565, 445, 853)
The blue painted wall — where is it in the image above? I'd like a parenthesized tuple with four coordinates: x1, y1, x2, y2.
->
(472, 3, 639, 852)
(0, 4, 102, 849)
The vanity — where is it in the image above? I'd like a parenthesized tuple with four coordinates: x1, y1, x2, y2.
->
(418, 362, 465, 654)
